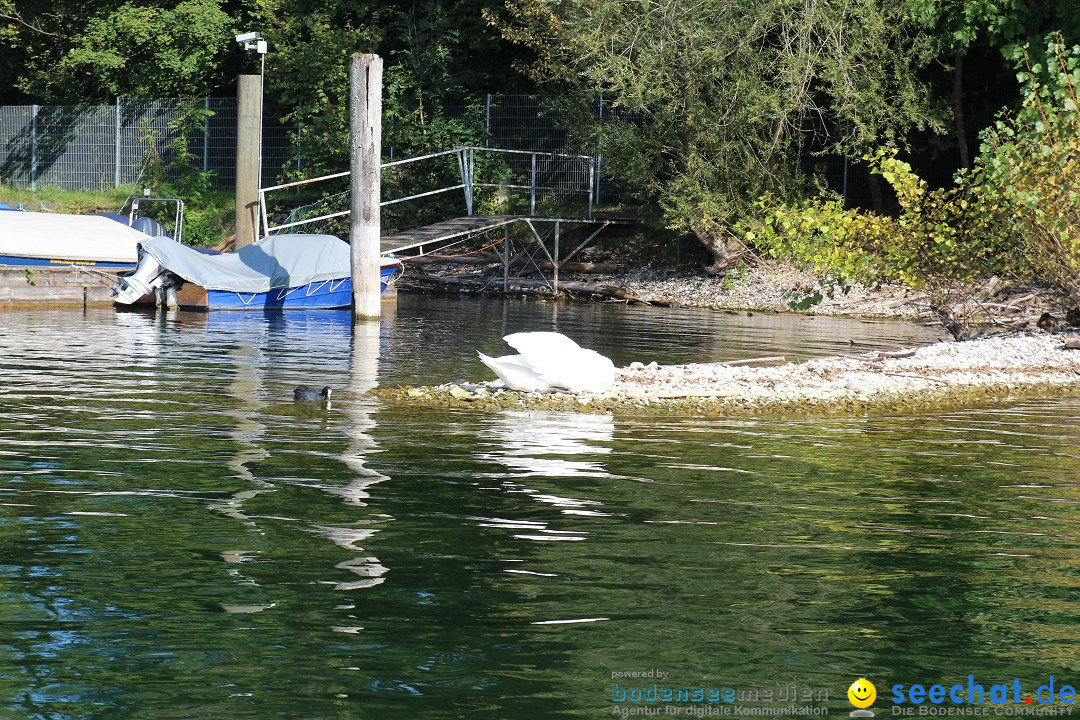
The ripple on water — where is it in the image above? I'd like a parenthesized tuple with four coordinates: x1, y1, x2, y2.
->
(0, 305, 1077, 718)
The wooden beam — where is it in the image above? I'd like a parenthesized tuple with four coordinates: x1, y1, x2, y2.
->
(349, 53, 383, 321)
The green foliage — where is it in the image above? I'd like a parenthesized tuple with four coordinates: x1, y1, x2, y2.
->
(0, 0, 232, 101)
(490, 0, 943, 267)
(177, 192, 233, 248)
(0, 186, 132, 214)
(264, 0, 529, 179)
(747, 35, 1080, 311)
(141, 101, 216, 199)
(904, 0, 1080, 55)
(974, 35, 1080, 300)
(744, 150, 997, 288)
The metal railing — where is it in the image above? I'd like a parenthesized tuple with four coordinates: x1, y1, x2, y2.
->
(258, 146, 597, 237)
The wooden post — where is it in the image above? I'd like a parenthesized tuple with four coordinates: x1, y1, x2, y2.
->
(235, 75, 261, 248)
(350, 54, 383, 321)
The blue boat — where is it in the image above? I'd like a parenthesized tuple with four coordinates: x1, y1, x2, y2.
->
(114, 234, 398, 311)
(201, 268, 398, 310)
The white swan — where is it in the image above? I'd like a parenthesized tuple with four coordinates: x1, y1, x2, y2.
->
(477, 332, 616, 393)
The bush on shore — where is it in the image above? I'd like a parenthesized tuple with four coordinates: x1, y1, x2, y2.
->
(742, 35, 1080, 326)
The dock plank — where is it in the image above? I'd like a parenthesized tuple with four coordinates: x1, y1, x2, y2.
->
(380, 215, 520, 255)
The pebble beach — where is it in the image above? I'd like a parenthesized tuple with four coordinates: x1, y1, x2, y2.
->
(375, 333, 1080, 415)
(389, 260, 1080, 415)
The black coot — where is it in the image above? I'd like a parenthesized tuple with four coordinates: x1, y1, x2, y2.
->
(294, 384, 331, 401)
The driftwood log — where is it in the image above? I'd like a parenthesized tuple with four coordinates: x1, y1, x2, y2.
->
(400, 254, 624, 274)
(399, 273, 680, 307)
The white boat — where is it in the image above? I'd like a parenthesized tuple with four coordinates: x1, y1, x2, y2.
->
(0, 210, 150, 267)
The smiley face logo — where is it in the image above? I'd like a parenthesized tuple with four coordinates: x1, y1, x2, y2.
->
(848, 678, 876, 709)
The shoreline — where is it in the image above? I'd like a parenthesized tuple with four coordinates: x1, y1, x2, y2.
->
(372, 333, 1080, 416)
(401, 260, 1072, 329)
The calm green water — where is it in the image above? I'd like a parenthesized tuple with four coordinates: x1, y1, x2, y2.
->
(2, 297, 1079, 720)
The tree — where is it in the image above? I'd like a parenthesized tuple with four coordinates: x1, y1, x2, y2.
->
(905, 0, 1080, 168)
(0, 0, 235, 102)
(490, 0, 942, 272)
(256, 0, 536, 175)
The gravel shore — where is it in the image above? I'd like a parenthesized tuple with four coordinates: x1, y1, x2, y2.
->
(618, 263, 933, 318)
(375, 333, 1080, 416)
(403, 258, 1072, 328)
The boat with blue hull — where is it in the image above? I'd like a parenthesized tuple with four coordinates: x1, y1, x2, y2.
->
(114, 233, 398, 311)
(202, 267, 397, 310)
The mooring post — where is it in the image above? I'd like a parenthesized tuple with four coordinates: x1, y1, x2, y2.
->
(349, 53, 383, 321)
(235, 75, 262, 248)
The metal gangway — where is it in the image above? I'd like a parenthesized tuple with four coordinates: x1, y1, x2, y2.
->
(257, 146, 628, 292)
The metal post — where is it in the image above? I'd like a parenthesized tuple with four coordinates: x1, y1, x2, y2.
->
(461, 147, 474, 215)
(587, 157, 595, 219)
(530, 152, 537, 216)
(469, 147, 475, 215)
(485, 93, 492, 148)
(349, 53, 383, 322)
(503, 226, 509, 292)
(259, 189, 270, 239)
(596, 93, 604, 206)
(30, 105, 37, 192)
(203, 96, 210, 175)
(553, 220, 560, 296)
(258, 52, 265, 195)
(457, 148, 472, 215)
(115, 98, 122, 188)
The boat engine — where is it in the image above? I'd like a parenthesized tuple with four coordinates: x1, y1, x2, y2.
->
(114, 252, 168, 304)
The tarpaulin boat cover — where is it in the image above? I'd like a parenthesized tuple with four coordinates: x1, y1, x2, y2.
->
(139, 234, 353, 292)
(0, 212, 150, 262)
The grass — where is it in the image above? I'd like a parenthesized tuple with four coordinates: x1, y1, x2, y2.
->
(0, 186, 133, 214)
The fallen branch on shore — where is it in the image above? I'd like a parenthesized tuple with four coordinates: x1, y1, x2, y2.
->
(399, 273, 681, 307)
(400, 254, 624, 274)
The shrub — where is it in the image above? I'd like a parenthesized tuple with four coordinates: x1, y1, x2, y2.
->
(743, 35, 1080, 320)
(974, 35, 1080, 301)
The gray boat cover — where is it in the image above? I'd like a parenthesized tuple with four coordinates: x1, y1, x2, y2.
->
(140, 234, 351, 292)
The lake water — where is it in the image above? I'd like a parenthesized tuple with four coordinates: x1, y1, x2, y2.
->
(3, 295, 1079, 719)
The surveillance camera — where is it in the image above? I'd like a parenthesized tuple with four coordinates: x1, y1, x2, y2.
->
(235, 31, 259, 43)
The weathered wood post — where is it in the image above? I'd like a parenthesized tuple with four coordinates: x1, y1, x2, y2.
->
(235, 75, 262, 249)
(349, 53, 383, 321)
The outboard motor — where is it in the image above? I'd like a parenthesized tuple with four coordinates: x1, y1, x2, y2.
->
(114, 252, 168, 304)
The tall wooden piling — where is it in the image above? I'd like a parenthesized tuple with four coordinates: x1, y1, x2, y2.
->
(349, 54, 383, 321)
(235, 74, 262, 249)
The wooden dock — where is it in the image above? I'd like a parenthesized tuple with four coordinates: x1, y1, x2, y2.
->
(384, 213, 632, 295)
(381, 215, 521, 255)
(0, 213, 631, 308)
(0, 265, 121, 307)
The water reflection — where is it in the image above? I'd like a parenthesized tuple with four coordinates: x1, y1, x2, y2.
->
(4, 303, 1079, 720)
(480, 410, 613, 478)
(321, 319, 390, 592)
(474, 410, 614, 547)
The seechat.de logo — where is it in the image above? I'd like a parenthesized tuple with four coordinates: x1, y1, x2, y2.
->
(850, 678, 877, 718)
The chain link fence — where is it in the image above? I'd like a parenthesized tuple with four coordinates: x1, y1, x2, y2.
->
(0, 98, 296, 192)
(0, 94, 853, 205)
